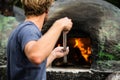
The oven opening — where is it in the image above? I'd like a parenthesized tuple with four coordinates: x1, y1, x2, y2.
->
(52, 37, 92, 69)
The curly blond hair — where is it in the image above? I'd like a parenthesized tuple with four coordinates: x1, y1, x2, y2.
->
(21, 0, 54, 16)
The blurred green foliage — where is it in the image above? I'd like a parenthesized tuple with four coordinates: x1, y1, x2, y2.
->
(99, 51, 115, 60)
(98, 43, 116, 60)
(114, 44, 120, 51)
(0, 15, 19, 48)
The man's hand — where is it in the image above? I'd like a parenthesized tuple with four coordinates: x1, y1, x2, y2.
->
(46, 46, 69, 67)
(53, 17, 73, 33)
(51, 46, 69, 59)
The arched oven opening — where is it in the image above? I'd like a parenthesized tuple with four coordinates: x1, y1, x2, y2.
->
(52, 31, 92, 69)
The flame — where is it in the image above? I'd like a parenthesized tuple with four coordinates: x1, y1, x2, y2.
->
(74, 38, 91, 62)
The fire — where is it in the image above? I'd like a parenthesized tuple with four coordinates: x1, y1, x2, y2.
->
(73, 38, 91, 62)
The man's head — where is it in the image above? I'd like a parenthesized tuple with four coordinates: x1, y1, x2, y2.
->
(21, 0, 54, 17)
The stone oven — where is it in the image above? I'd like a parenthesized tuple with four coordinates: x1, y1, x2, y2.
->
(43, 0, 120, 70)
(0, 0, 120, 80)
(43, 0, 120, 79)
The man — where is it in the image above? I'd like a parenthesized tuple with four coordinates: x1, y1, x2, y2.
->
(6, 0, 73, 80)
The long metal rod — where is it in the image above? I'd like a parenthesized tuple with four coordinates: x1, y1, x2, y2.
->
(63, 31, 67, 63)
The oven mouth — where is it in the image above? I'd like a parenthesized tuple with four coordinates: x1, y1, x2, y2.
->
(52, 34, 92, 69)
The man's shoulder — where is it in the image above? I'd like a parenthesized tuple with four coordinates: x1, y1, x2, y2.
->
(19, 21, 36, 29)
(18, 21, 40, 33)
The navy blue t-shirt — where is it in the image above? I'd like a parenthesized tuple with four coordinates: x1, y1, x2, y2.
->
(7, 21, 47, 80)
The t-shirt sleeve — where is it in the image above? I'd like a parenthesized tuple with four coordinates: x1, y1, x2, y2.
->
(18, 25, 41, 51)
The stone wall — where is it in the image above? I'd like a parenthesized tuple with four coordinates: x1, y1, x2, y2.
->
(0, 66, 111, 80)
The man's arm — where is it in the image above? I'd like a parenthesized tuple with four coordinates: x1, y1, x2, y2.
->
(46, 47, 69, 67)
(24, 17, 72, 65)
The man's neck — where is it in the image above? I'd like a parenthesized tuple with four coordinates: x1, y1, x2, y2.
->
(25, 13, 46, 30)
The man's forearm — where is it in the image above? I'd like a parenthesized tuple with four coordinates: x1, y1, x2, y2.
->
(25, 24, 63, 65)
(46, 53, 56, 67)
(25, 17, 72, 65)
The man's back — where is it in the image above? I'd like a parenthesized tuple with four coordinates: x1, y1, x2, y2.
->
(7, 21, 46, 80)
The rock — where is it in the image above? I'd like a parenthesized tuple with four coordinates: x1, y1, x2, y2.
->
(106, 73, 120, 80)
